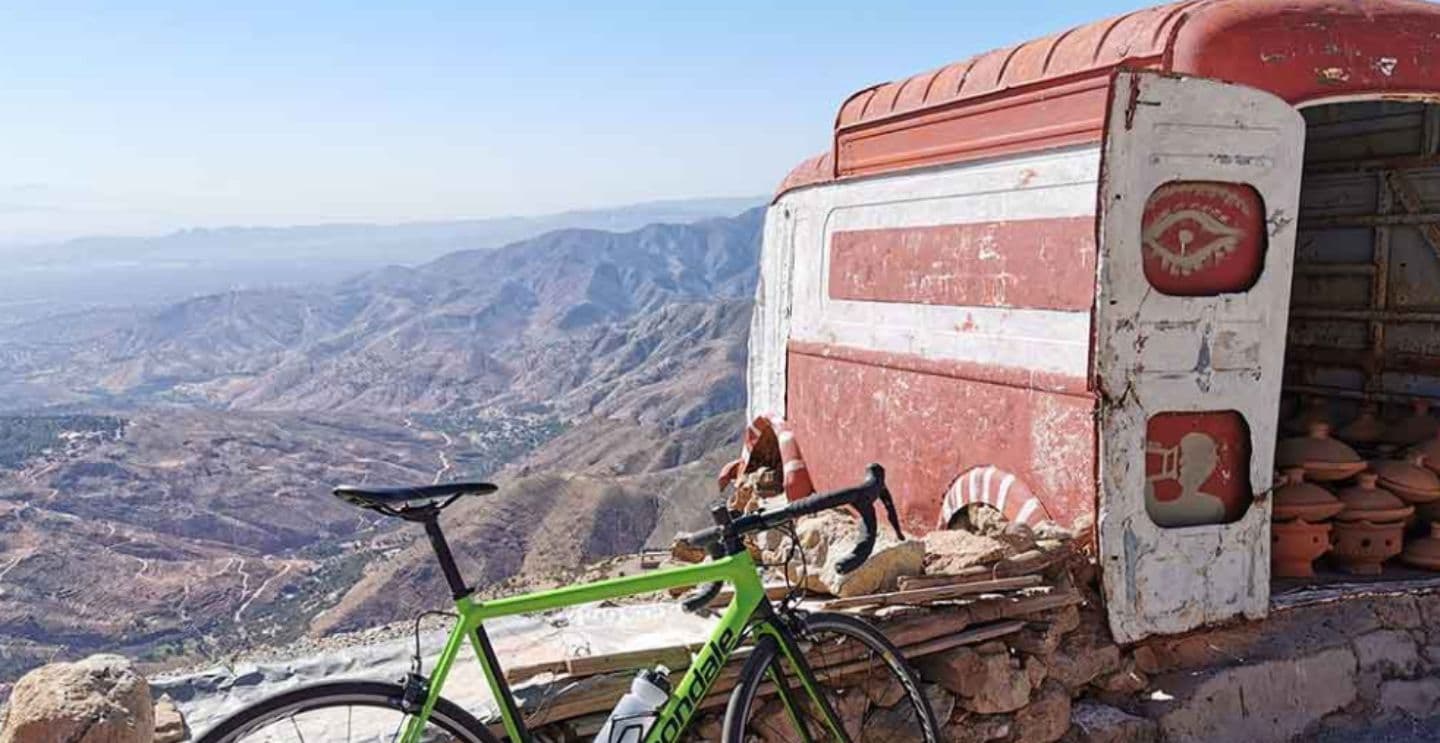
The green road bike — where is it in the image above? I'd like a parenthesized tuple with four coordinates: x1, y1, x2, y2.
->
(198, 464, 941, 742)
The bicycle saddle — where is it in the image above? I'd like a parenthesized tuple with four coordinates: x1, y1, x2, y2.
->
(333, 482, 498, 511)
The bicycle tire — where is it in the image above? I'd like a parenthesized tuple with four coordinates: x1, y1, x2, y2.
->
(194, 680, 499, 743)
(722, 612, 941, 743)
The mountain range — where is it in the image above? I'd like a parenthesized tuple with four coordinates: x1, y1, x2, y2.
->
(0, 205, 763, 691)
(0, 196, 761, 326)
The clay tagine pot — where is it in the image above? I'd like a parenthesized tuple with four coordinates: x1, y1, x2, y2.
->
(1276, 422, 1367, 482)
(1271, 468, 1344, 523)
(1272, 519, 1332, 578)
(1385, 398, 1440, 447)
(1410, 433, 1440, 476)
(1402, 522, 1440, 571)
(1370, 452, 1440, 504)
(1331, 519, 1406, 575)
(1339, 403, 1386, 446)
(1334, 473, 1414, 523)
(1284, 395, 1331, 436)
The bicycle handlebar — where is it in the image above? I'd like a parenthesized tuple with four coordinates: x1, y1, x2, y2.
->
(675, 463, 903, 612)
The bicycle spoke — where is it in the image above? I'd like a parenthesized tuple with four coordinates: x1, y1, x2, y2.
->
(288, 714, 308, 743)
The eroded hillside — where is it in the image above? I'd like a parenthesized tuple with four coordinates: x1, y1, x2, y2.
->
(0, 208, 761, 692)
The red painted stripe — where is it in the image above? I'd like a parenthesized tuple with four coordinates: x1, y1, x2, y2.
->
(787, 340, 1092, 397)
(786, 349, 1096, 533)
(828, 216, 1096, 311)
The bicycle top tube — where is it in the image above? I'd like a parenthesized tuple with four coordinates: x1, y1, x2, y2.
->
(463, 550, 764, 621)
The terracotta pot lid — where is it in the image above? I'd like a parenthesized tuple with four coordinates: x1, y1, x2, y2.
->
(1335, 473, 1414, 523)
(1411, 435, 1440, 473)
(1402, 522, 1440, 571)
(1277, 423, 1365, 481)
(1370, 453, 1440, 503)
(1385, 398, 1439, 446)
(1272, 468, 1344, 522)
(1339, 404, 1386, 445)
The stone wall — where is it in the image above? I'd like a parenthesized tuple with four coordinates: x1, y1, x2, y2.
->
(851, 504, 1440, 742)
(1123, 584, 1440, 742)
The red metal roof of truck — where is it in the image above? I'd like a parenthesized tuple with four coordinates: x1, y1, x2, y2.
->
(778, 0, 1440, 198)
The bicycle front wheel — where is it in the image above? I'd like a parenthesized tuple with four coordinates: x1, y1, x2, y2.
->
(722, 612, 941, 743)
(195, 680, 498, 743)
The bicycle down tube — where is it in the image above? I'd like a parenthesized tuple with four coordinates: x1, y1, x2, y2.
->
(399, 549, 788, 743)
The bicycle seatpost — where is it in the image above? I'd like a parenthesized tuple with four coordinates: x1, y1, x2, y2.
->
(422, 516, 470, 600)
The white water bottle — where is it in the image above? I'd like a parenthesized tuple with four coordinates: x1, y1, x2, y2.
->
(593, 666, 671, 743)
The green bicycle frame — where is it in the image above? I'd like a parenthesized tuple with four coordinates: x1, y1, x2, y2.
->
(399, 549, 848, 743)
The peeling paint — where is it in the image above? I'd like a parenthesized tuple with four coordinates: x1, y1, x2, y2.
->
(1266, 209, 1294, 238)
(1194, 322, 1213, 392)
(762, 147, 1101, 532)
(1096, 72, 1300, 644)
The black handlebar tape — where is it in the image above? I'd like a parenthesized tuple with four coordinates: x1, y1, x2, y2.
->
(878, 486, 904, 540)
(674, 463, 897, 589)
(835, 497, 878, 574)
(674, 525, 722, 552)
(681, 581, 723, 613)
(680, 538, 727, 614)
(784, 464, 885, 520)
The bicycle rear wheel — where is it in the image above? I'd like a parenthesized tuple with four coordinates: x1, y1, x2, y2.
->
(195, 680, 498, 743)
(722, 612, 941, 743)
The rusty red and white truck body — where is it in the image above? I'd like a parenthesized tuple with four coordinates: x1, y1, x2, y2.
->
(750, 0, 1440, 642)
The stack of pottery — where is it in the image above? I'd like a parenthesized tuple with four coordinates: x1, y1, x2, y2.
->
(1338, 403, 1386, 448)
(1411, 431, 1440, 472)
(1331, 473, 1413, 575)
(1276, 422, 1368, 482)
(1409, 435, 1440, 524)
(1370, 451, 1440, 508)
(1403, 521, 1440, 570)
(1385, 398, 1440, 447)
(1371, 450, 1440, 572)
(1271, 468, 1344, 578)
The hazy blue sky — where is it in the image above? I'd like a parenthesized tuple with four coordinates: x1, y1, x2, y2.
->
(0, 1, 1153, 242)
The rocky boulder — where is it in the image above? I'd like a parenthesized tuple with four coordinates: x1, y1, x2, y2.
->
(1013, 680, 1071, 743)
(153, 696, 190, 743)
(919, 643, 1033, 714)
(0, 655, 154, 743)
(922, 529, 1010, 575)
(777, 511, 923, 597)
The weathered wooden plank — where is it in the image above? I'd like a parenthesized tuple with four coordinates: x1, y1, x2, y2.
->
(501, 617, 1028, 731)
(821, 575, 1044, 611)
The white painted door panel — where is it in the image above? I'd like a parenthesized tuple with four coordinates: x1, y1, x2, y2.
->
(1096, 72, 1305, 644)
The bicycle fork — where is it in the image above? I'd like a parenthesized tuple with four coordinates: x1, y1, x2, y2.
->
(755, 620, 853, 743)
